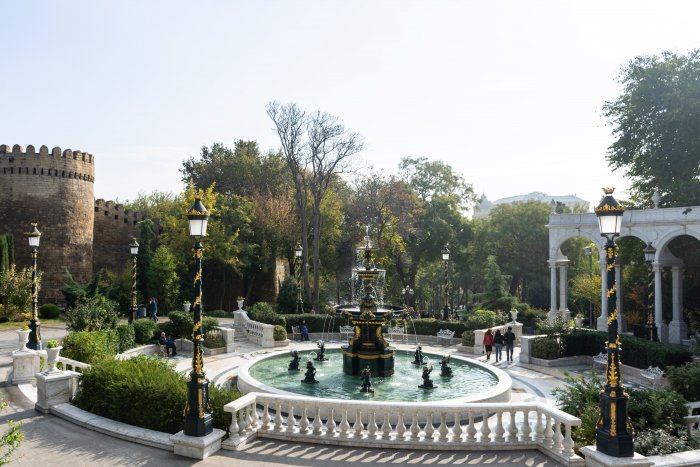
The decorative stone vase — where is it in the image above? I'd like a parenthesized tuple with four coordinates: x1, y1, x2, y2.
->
(45, 346, 62, 373)
(16, 329, 31, 351)
(183, 302, 191, 313)
(510, 310, 519, 323)
(237, 299, 244, 311)
(574, 317, 583, 329)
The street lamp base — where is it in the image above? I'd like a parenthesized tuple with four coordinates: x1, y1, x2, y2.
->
(596, 391, 634, 457)
(596, 430, 634, 458)
(184, 412, 214, 438)
(27, 320, 42, 351)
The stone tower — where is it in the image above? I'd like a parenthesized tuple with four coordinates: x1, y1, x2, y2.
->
(0, 144, 95, 304)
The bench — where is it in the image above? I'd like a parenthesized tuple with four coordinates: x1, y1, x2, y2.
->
(592, 352, 607, 368)
(291, 326, 301, 341)
(388, 326, 406, 342)
(641, 366, 664, 389)
(436, 329, 455, 346)
(339, 325, 354, 342)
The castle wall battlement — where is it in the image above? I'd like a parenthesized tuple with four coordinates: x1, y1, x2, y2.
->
(0, 144, 95, 183)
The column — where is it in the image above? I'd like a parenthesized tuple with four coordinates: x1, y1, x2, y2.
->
(597, 259, 608, 331)
(654, 265, 667, 343)
(558, 263, 569, 322)
(669, 266, 688, 344)
(548, 261, 558, 322)
(614, 260, 626, 332)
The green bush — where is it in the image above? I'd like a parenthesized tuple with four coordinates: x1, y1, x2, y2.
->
(635, 424, 700, 456)
(132, 320, 157, 344)
(156, 321, 177, 338)
(666, 362, 700, 401)
(532, 337, 562, 359)
(65, 295, 119, 332)
(284, 313, 333, 333)
(516, 307, 547, 329)
(461, 330, 474, 346)
(627, 388, 689, 432)
(205, 309, 227, 318)
(276, 276, 305, 314)
(168, 311, 194, 339)
(560, 330, 605, 357)
(273, 325, 287, 341)
(203, 333, 225, 349)
(61, 330, 119, 364)
(73, 356, 240, 433)
(408, 318, 470, 336)
(115, 324, 136, 352)
(38, 303, 61, 319)
(202, 317, 219, 334)
(248, 302, 286, 327)
(464, 309, 507, 330)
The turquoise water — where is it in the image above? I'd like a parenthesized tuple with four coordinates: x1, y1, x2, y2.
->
(248, 348, 499, 402)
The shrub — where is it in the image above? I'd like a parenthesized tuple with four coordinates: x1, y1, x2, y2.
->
(532, 337, 562, 359)
(168, 311, 194, 339)
(516, 308, 547, 329)
(203, 332, 225, 349)
(61, 330, 119, 364)
(461, 330, 475, 346)
(552, 371, 603, 416)
(627, 388, 689, 432)
(276, 276, 304, 314)
(273, 325, 287, 341)
(666, 362, 700, 401)
(73, 356, 240, 433)
(132, 320, 157, 344)
(464, 309, 507, 330)
(115, 324, 136, 352)
(284, 313, 333, 333)
(65, 295, 119, 332)
(206, 309, 227, 318)
(202, 317, 219, 334)
(408, 318, 470, 336)
(156, 321, 177, 338)
(635, 424, 700, 456)
(38, 303, 61, 319)
(248, 303, 285, 327)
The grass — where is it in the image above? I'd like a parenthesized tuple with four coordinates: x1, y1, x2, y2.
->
(0, 318, 66, 330)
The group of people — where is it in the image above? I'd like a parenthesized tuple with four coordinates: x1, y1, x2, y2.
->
(158, 332, 177, 357)
(482, 326, 516, 362)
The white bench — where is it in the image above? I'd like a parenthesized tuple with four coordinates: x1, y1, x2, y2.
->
(388, 326, 406, 342)
(291, 326, 301, 341)
(641, 366, 664, 389)
(592, 352, 607, 368)
(339, 325, 354, 342)
(436, 329, 455, 346)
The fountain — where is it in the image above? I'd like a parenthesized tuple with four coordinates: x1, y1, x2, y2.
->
(315, 341, 328, 361)
(301, 361, 318, 384)
(359, 366, 374, 393)
(440, 355, 453, 377)
(412, 345, 424, 365)
(288, 350, 300, 371)
(418, 364, 436, 389)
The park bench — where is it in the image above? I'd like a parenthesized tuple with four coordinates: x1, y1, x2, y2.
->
(641, 366, 664, 389)
(339, 325, 354, 342)
(388, 326, 406, 342)
(291, 326, 301, 341)
(592, 352, 607, 368)
(436, 329, 455, 346)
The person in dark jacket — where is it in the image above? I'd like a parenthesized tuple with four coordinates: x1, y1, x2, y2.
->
(494, 329, 504, 362)
(504, 326, 516, 361)
(159, 332, 177, 357)
(300, 320, 310, 341)
(148, 297, 159, 322)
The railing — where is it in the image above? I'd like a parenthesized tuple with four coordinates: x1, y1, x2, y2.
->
(36, 350, 91, 373)
(223, 392, 584, 466)
(234, 310, 275, 347)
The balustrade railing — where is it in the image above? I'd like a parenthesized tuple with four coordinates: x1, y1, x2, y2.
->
(223, 393, 583, 465)
(234, 310, 275, 347)
(36, 350, 91, 373)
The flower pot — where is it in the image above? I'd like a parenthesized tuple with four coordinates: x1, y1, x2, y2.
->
(45, 346, 62, 373)
(183, 303, 191, 312)
(16, 329, 31, 351)
(237, 300, 244, 311)
(574, 317, 584, 329)
(510, 310, 519, 323)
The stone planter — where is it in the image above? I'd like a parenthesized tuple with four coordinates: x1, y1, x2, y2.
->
(574, 317, 583, 328)
(510, 310, 519, 323)
(237, 300, 244, 311)
(16, 329, 31, 351)
(45, 346, 62, 373)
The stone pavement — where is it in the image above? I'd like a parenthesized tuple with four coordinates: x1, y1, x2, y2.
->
(0, 323, 573, 466)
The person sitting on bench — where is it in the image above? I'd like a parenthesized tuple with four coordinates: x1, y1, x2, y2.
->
(159, 332, 177, 357)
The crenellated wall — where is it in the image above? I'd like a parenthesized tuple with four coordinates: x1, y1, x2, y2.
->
(0, 144, 95, 304)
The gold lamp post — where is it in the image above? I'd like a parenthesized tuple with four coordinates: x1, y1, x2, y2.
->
(643, 242, 657, 341)
(27, 223, 41, 350)
(129, 238, 139, 324)
(295, 242, 303, 314)
(441, 244, 450, 321)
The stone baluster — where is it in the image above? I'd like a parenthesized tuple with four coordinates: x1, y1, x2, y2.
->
(339, 409, 350, 437)
(424, 412, 435, 440)
(242, 406, 251, 433)
(451, 410, 463, 442)
(274, 403, 283, 431)
(553, 419, 564, 452)
(507, 410, 517, 442)
(353, 409, 364, 437)
(493, 409, 505, 442)
(438, 412, 449, 441)
(248, 405, 258, 430)
(479, 409, 491, 442)
(381, 411, 391, 439)
(543, 414, 554, 449)
(229, 409, 240, 443)
(396, 412, 406, 440)
(299, 407, 310, 433)
(466, 409, 477, 442)
(312, 407, 323, 435)
(261, 402, 270, 431)
(286, 404, 296, 433)
(326, 409, 336, 435)
(368, 411, 378, 437)
(410, 412, 420, 439)
(562, 422, 575, 457)
(521, 409, 531, 442)
(533, 410, 544, 443)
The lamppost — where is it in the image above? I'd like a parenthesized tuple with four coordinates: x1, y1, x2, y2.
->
(403, 284, 414, 308)
(584, 245, 593, 327)
(184, 197, 213, 437)
(27, 223, 41, 350)
(442, 244, 450, 321)
(295, 242, 303, 314)
(594, 187, 633, 457)
(129, 238, 139, 324)
(643, 242, 657, 341)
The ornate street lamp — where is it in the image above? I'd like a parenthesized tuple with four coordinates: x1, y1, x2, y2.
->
(26, 223, 41, 350)
(295, 242, 303, 314)
(594, 187, 633, 457)
(184, 197, 213, 437)
(584, 245, 593, 327)
(403, 284, 414, 308)
(128, 238, 139, 324)
(442, 244, 450, 321)
(643, 242, 657, 341)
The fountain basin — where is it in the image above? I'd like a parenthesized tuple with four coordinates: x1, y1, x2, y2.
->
(237, 345, 512, 404)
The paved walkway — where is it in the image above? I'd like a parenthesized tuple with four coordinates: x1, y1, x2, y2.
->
(0, 323, 579, 466)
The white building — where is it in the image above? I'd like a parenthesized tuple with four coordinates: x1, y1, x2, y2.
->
(474, 191, 589, 218)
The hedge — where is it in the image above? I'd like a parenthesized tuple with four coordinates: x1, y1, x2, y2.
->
(132, 320, 157, 344)
(38, 303, 61, 319)
(61, 330, 119, 364)
(115, 324, 136, 352)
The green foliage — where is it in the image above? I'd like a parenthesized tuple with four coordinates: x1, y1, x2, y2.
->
(61, 331, 119, 364)
(284, 313, 333, 333)
(635, 424, 700, 456)
(136, 219, 156, 300)
(464, 309, 507, 330)
(248, 302, 285, 326)
(0, 234, 14, 273)
(65, 295, 119, 331)
(532, 337, 562, 360)
(0, 401, 23, 466)
(627, 387, 688, 432)
(0, 265, 38, 319)
(61, 269, 105, 310)
(45, 339, 59, 349)
(474, 256, 517, 312)
(168, 311, 193, 339)
(203, 332, 225, 348)
(273, 325, 287, 341)
(536, 317, 571, 337)
(206, 309, 228, 318)
(516, 307, 547, 329)
(461, 330, 475, 346)
(156, 321, 177, 338)
(73, 356, 240, 433)
(148, 246, 180, 313)
(38, 303, 61, 319)
(276, 276, 301, 314)
(132, 320, 157, 344)
(666, 362, 700, 401)
(115, 324, 136, 352)
(202, 316, 219, 334)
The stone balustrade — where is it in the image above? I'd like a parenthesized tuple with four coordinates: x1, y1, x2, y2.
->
(222, 392, 584, 466)
(234, 310, 275, 347)
(36, 350, 91, 373)
(473, 322, 523, 354)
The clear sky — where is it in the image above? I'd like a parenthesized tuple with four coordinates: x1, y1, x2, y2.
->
(2, 1, 699, 210)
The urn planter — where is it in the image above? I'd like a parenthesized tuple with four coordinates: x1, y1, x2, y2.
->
(45, 346, 63, 373)
(16, 329, 31, 351)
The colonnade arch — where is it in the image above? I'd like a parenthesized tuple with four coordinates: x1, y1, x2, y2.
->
(547, 205, 700, 344)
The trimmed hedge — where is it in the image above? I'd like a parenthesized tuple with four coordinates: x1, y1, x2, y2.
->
(168, 311, 194, 339)
(116, 324, 136, 352)
(666, 362, 700, 401)
(202, 317, 219, 334)
(39, 303, 61, 319)
(273, 325, 287, 341)
(62, 330, 119, 364)
(132, 320, 157, 344)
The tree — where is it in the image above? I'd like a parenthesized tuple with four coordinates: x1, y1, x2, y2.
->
(475, 255, 517, 312)
(136, 219, 155, 300)
(148, 246, 180, 313)
(604, 50, 700, 207)
(267, 102, 364, 312)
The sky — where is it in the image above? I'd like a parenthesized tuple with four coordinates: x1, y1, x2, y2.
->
(2, 1, 699, 211)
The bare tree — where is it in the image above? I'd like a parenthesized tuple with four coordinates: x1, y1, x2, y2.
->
(267, 102, 363, 312)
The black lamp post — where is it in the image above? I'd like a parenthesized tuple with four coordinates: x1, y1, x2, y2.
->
(27, 223, 41, 350)
(295, 242, 303, 314)
(404, 284, 414, 308)
(643, 242, 657, 341)
(129, 238, 139, 324)
(184, 197, 213, 437)
(584, 245, 593, 327)
(594, 187, 633, 457)
(442, 244, 450, 321)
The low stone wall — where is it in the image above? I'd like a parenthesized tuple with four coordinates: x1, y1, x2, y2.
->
(473, 322, 523, 354)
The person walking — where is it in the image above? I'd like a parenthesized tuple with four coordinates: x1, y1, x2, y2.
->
(148, 297, 159, 322)
(493, 329, 504, 362)
(504, 326, 516, 362)
(482, 329, 494, 361)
